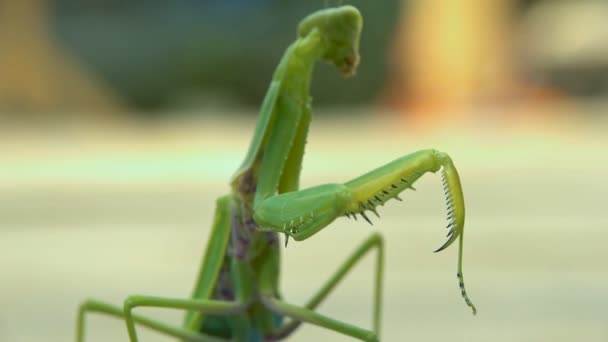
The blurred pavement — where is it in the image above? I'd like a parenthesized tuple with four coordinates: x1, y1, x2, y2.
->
(1, 112, 607, 341)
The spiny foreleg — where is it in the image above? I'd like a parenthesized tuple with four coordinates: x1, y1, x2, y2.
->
(254, 149, 476, 314)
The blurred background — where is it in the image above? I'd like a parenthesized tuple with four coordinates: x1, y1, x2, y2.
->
(1, 0, 607, 341)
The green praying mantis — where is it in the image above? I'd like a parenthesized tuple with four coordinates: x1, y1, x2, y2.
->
(76, 5, 476, 342)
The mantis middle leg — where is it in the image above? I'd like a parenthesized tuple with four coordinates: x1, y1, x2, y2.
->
(261, 295, 378, 342)
(267, 232, 383, 341)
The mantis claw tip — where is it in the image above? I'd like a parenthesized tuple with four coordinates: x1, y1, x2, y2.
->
(360, 211, 373, 225)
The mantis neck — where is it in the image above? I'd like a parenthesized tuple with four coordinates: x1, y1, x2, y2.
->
(273, 28, 325, 84)
(234, 29, 328, 205)
(254, 30, 326, 201)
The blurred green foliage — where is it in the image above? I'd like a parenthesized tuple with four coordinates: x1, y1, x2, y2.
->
(53, 0, 400, 112)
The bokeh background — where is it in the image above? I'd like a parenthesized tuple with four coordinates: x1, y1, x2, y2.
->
(1, 0, 607, 341)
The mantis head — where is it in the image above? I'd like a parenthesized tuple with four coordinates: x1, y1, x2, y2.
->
(298, 5, 362, 76)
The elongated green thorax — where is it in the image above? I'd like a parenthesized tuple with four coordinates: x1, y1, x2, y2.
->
(231, 6, 363, 203)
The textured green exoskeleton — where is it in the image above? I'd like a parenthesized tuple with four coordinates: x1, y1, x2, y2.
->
(76, 5, 475, 342)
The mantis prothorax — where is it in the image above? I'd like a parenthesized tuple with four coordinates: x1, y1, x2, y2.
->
(76, 5, 476, 342)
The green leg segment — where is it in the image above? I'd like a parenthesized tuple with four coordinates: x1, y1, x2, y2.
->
(184, 194, 233, 330)
(76, 299, 230, 342)
(267, 232, 384, 341)
(254, 149, 461, 246)
(122, 295, 245, 342)
(261, 295, 378, 342)
(254, 149, 476, 314)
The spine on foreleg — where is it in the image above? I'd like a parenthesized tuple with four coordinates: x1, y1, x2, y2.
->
(436, 153, 477, 315)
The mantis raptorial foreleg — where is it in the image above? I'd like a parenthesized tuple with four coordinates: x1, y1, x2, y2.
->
(255, 149, 476, 315)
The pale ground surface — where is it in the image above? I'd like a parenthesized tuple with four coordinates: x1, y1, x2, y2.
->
(1, 111, 607, 341)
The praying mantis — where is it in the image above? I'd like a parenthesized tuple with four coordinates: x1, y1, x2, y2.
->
(76, 5, 476, 342)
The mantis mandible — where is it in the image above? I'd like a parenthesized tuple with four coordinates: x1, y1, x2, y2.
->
(76, 5, 476, 342)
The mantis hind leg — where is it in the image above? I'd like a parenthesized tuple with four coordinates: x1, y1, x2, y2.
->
(266, 232, 384, 341)
(76, 298, 230, 342)
(260, 295, 378, 342)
